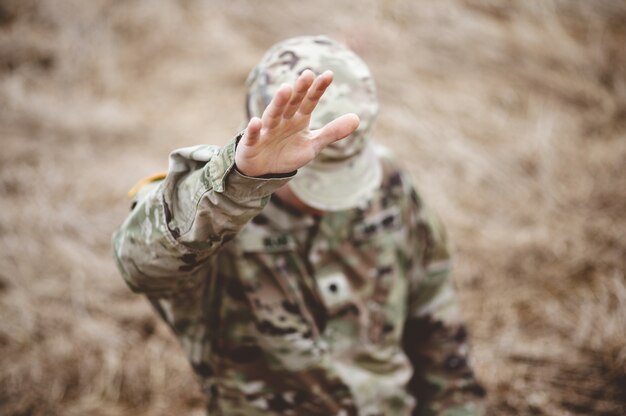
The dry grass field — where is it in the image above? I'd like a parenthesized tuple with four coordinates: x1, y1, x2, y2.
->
(1, 0, 625, 414)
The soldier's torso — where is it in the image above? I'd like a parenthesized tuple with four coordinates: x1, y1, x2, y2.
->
(167, 161, 419, 415)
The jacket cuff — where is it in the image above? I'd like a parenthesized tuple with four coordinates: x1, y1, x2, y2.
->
(225, 168, 295, 199)
(205, 133, 295, 200)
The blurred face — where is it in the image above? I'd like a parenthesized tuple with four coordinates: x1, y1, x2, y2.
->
(274, 184, 325, 217)
(246, 36, 381, 212)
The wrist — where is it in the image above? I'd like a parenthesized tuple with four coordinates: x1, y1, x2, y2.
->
(234, 153, 262, 178)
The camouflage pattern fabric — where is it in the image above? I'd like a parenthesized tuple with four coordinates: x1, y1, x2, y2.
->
(112, 135, 486, 415)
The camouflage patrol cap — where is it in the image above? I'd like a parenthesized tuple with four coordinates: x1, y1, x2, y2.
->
(246, 35, 382, 211)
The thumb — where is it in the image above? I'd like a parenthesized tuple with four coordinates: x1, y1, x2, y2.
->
(312, 113, 360, 152)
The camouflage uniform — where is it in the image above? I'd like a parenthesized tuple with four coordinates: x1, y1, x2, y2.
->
(112, 36, 485, 415)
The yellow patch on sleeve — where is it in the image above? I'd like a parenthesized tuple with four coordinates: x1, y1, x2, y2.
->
(127, 171, 167, 198)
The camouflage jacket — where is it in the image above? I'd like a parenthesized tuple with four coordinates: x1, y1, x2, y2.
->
(112, 134, 485, 415)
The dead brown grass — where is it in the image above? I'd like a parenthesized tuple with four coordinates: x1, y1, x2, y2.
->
(0, 0, 625, 415)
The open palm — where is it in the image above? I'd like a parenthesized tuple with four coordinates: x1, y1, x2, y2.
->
(235, 70, 360, 177)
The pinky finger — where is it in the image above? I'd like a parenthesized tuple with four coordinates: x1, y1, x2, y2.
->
(244, 117, 262, 145)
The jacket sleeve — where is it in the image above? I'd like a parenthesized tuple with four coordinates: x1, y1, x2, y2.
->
(112, 134, 294, 297)
(401, 177, 486, 416)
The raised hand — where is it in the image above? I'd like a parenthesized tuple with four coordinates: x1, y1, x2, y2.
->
(234, 70, 360, 178)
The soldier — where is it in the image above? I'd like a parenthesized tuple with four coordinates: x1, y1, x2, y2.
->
(113, 35, 486, 415)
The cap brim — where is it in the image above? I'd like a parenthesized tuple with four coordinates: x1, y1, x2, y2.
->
(289, 143, 382, 211)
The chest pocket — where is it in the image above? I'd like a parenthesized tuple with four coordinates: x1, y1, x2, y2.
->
(348, 206, 404, 295)
(236, 225, 299, 311)
(316, 207, 407, 345)
(234, 226, 302, 323)
(235, 227, 326, 363)
(235, 226, 301, 314)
